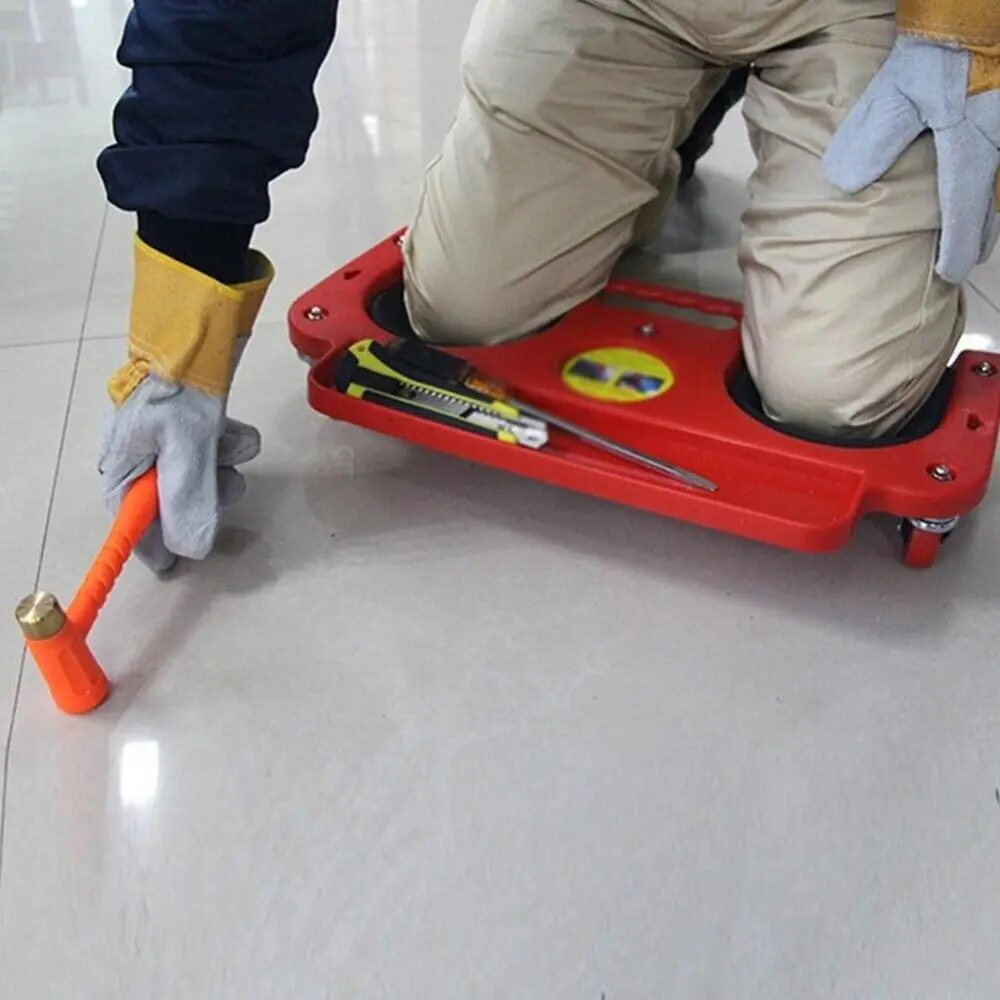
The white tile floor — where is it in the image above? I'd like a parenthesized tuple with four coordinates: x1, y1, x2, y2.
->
(2, 2, 1000, 996)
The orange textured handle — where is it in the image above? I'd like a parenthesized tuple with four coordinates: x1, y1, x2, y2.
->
(67, 469, 159, 637)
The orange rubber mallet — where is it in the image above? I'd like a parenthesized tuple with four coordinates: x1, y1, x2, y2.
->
(15, 469, 159, 714)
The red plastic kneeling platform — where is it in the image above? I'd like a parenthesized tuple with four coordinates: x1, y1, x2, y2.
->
(289, 232, 1000, 567)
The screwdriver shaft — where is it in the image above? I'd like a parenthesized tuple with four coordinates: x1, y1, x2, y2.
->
(513, 398, 717, 493)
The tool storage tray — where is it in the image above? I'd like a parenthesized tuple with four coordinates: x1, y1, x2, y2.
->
(289, 231, 1000, 566)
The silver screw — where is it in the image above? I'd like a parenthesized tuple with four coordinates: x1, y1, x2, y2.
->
(973, 360, 997, 377)
(637, 323, 656, 337)
(929, 464, 955, 482)
(305, 306, 328, 322)
(908, 515, 959, 536)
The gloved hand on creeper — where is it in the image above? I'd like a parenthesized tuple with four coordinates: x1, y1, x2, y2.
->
(823, 0, 1000, 283)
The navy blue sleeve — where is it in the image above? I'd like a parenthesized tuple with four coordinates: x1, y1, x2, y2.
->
(97, 0, 338, 227)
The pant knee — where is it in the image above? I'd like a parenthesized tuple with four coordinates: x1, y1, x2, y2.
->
(403, 239, 540, 346)
(741, 234, 964, 441)
(748, 311, 962, 442)
(751, 357, 888, 439)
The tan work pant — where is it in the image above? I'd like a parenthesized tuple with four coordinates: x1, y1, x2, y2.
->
(402, 0, 964, 439)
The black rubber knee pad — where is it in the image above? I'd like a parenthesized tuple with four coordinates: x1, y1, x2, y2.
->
(369, 282, 417, 338)
(728, 360, 955, 448)
(368, 281, 560, 342)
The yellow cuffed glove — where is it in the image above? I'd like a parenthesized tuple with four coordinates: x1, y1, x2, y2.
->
(824, 0, 1000, 283)
(98, 237, 274, 573)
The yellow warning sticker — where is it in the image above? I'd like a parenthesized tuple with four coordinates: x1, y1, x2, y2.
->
(561, 347, 674, 403)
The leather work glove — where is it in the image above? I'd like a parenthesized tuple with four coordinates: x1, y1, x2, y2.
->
(823, 1, 1000, 284)
(98, 238, 274, 574)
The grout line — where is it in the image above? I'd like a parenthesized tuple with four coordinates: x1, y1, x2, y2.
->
(0, 204, 109, 912)
(0, 333, 124, 352)
(968, 278, 1000, 313)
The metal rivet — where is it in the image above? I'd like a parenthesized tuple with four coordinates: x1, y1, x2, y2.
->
(907, 515, 960, 536)
(305, 306, 327, 322)
(929, 464, 955, 482)
(637, 323, 656, 337)
(973, 360, 997, 377)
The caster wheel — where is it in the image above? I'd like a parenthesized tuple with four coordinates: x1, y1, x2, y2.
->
(899, 520, 944, 568)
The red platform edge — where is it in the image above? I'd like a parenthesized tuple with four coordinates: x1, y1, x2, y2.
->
(289, 231, 1000, 555)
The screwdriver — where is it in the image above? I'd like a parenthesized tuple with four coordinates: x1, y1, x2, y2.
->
(381, 338, 717, 493)
(504, 393, 717, 492)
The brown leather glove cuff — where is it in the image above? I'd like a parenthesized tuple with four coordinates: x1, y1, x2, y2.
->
(896, 0, 1000, 46)
(108, 239, 274, 407)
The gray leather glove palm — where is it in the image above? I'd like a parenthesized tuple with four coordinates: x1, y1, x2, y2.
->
(97, 239, 273, 574)
(823, 36, 1000, 284)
